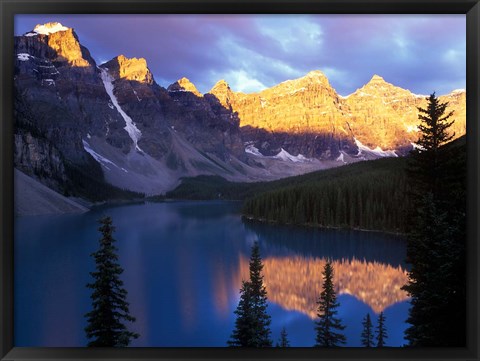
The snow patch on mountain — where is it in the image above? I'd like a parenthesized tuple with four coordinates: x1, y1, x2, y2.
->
(411, 142, 425, 151)
(17, 53, 32, 61)
(354, 138, 398, 158)
(406, 125, 419, 133)
(100, 68, 142, 151)
(83, 140, 128, 173)
(33, 22, 69, 35)
(245, 143, 264, 156)
(275, 148, 311, 163)
(336, 152, 347, 164)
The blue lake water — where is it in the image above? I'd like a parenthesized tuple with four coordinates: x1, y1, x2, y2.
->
(15, 200, 410, 347)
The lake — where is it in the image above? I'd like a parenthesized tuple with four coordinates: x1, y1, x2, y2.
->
(15, 200, 410, 347)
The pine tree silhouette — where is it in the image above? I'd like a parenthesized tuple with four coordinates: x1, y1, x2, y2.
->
(85, 216, 139, 347)
(360, 313, 373, 347)
(314, 260, 346, 347)
(228, 242, 272, 347)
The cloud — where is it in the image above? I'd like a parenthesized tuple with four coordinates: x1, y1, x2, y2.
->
(15, 14, 465, 95)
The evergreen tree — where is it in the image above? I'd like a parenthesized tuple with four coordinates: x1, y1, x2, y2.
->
(408, 92, 455, 197)
(85, 216, 139, 347)
(360, 313, 373, 347)
(375, 312, 387, 347)
(228, 242, 272, 347)
(227, 281, 255, 347)
(276, 327, 290, 347)
(402, 93, 466, 346)
(314, 260, 346, 347)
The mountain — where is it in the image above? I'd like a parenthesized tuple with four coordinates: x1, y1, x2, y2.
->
(14, 23, 260, 197)
(209, 72, 465, 160)
(15, 169, 88, 216)
(13, 22, 466, 203)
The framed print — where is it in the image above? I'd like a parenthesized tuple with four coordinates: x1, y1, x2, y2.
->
(1, 0, 479, 360)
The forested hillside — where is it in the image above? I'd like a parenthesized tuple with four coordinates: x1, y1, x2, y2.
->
(168, 136, 465, 234)
(242, 157, 408, 233)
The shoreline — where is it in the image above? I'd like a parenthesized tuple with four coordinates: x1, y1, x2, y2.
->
(242, 214, 406, 237)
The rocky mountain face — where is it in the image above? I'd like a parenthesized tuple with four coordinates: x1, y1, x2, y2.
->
(14, 23, 260, 196)
(209, 71, 466, 159)
(14, 22, 466, 199)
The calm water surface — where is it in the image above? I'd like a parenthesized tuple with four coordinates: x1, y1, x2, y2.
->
(15, 201, 410, 347)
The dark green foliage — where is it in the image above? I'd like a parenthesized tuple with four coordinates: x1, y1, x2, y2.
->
(407, 93, 455, 198)
(64, 162, 145, 202)
(228, 281, 256, 347)
(402, 93, 466, 347)
(314, 261, 346, 347)
(228, 242, 272, 347)
(167, 175, 247, 200)
(360, 313, 374, 347)
(375, 312, 387, 347)
(85, 216, 139, 347)
(276, 327, 290, 347)
(243, 157, 408, 233)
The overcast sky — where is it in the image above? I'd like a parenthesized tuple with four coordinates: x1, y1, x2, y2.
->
(15, 14, 466, 96)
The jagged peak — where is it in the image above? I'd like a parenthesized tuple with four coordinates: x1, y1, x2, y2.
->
(209, 79, 232, 94)
(267, 70, 332, 97)
(369, 74, 385, 82)
(22, 22, 95, 69)
(32, 22, 70, 35)
(213, 79, 230, 88)
(346, 74, 415, 99)
(101, 55, 153, 84)
(115, 54, 148, 66)
(306, 69, 327, 78)
(278, 70, 330, 87)
(168, 77, 202, 97)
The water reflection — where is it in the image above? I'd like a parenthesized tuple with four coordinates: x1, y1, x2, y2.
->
(15, 201, 409, 347)
(244, 221, 409, 268)
(235, 255, 409, 318)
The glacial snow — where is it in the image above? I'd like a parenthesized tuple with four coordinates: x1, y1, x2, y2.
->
(33, 22, 69, 35)
(17, 53, 32, 61)
(33, 23, 69, 35)
(245, 144, 263, 156)
(354, 138, 398, 158)
(411, 142, 425, 151)
(245, 144, 313, 163)
(406, 125, 419, 133)
(274, 148, 311, 163)
(83, 140, 128, 173)
(100, 68, 142, 151)
(336, 152, 347, 163)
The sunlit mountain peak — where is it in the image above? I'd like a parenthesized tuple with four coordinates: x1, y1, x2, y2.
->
(33, 22, 70, 35)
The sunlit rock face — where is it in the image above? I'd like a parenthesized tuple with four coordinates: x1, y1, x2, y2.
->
(209, 71, 466, 159)
(14, 22, 467, 195)
(19, 22, 96, 70)
(344, 75, 465, 150)
(168, 77, 203, 97)
(103, 55, 154, 84)
(236, 254, 409, 319)
(210, 71, 345, 134)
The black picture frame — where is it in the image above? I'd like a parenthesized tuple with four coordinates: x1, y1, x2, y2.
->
(1, 0, 479, 360)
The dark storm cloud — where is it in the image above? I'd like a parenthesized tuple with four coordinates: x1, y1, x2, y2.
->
(15, 14, 465, 95)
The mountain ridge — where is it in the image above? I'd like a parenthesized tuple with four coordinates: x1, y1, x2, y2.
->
(13, 22, 466, 202)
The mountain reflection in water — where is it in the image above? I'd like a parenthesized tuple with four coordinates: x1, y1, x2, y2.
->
(15, 201, 410, 347)
(234, 255, 409, 318)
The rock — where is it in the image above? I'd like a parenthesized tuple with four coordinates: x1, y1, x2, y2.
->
(168, 77, 202, 97)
